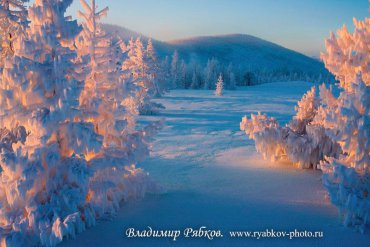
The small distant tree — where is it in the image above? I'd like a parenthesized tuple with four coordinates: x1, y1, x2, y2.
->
(226, 63, 236, 90)
(215, 73, 224, 96)
(179, 59, 187, 88)
(146, 38, 162, 97)
(243, 72, 255, 86)
(203, 58, 218, 89)
(170, 50, 180, 89)
(158, 55, 171, 91)
(190, 70, 198, 89)
(229, 72, 236, 90)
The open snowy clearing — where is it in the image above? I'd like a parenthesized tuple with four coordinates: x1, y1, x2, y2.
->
(61, 81, 369, 247)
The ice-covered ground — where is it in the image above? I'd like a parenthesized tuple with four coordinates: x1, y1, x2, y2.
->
(61, 81, 369, 246)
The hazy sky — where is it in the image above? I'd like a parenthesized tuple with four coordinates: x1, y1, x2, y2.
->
(67, 0, 368, 56)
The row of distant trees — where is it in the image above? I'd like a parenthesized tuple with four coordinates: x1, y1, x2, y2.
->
(116, 36, 333, 92)
(155, 51, 333, 90)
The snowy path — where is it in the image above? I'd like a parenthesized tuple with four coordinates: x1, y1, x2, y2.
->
(62, 82, 369, 247)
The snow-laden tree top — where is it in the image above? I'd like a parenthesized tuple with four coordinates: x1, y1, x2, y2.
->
(321, 17, 369, 92)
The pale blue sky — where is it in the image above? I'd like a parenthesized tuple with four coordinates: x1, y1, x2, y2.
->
(67, 0, 368, 56)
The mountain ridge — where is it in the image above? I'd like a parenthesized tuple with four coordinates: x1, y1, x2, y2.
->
(103, 24, 328, 78)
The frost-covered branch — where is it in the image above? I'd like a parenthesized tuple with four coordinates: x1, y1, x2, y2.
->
(240, 87, 340, 169)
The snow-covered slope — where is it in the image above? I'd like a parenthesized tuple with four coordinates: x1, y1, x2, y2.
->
(61, 82, 369, 247)
(169, 34, 327, 75)
(104, 24, 329, 78)
(103, 24, 143, 41)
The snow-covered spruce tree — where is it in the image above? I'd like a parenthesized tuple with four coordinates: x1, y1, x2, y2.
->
(317, 16, 370, 232)
(76, 0, 162, 220)
(190, 70, 198, 89)
(0, 0, 160, 245)
(179, 59, 187, 89)
(122, 37, 164, 115)
(122, 37, 147, 102)
(159, 55, 171, 91)
(0, 0, 94, 245)
(146, 38, 163, 97)
(226, 63, 236, 90)
(240, 86, 341, 169)
(170, 50, 180, 89)
(229, 72, 236, 90)
(215, 73, 223, 96)
(0, 0, 28, 67)
(76, 0, 128, 136)
(204, 58, 218, 90)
